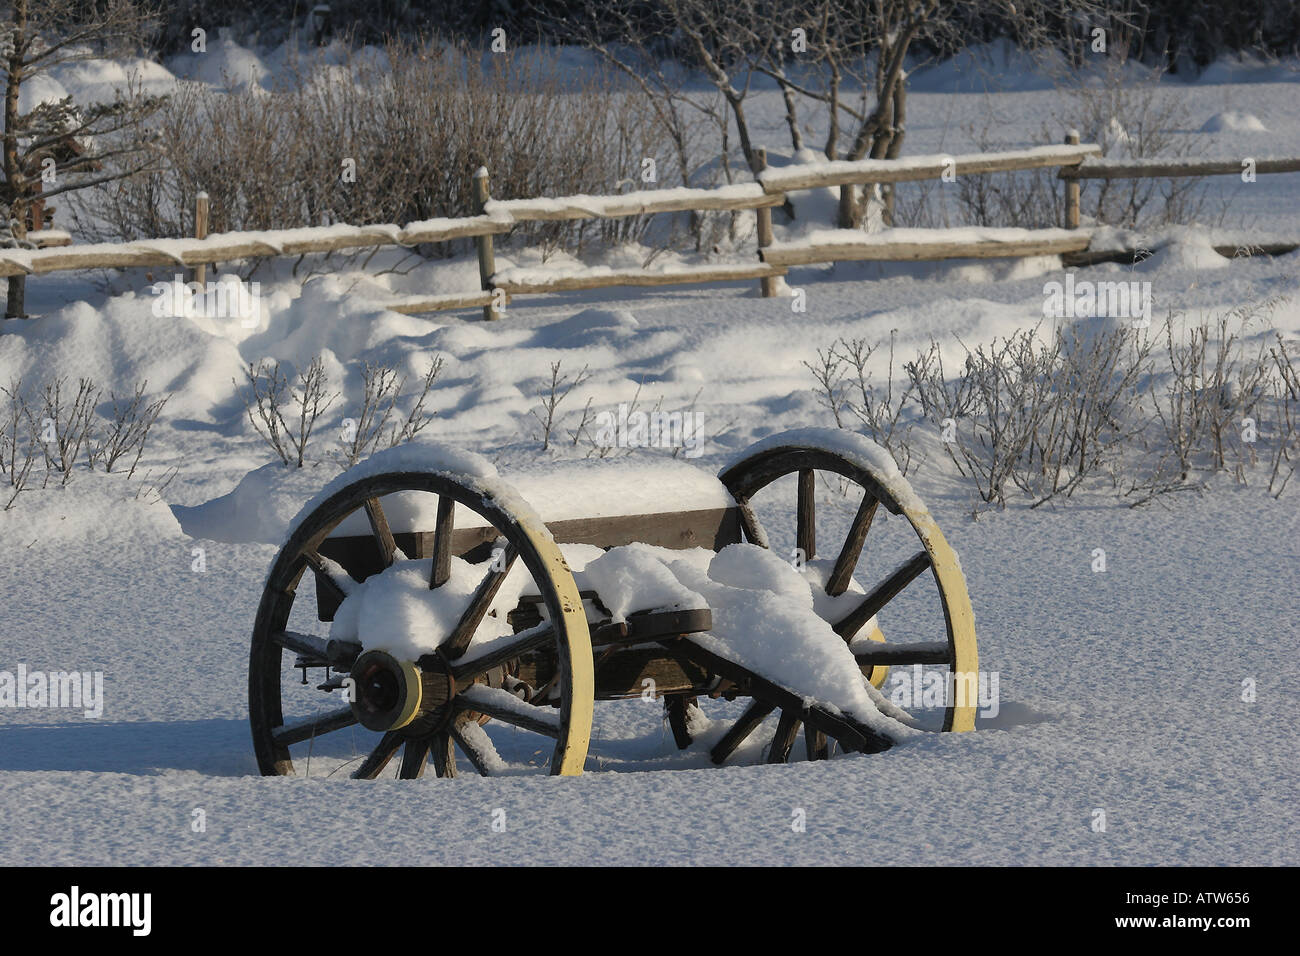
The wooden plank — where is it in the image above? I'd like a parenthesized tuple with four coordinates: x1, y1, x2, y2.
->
(316, 508, 741, 599)
(362, 497, 398, 568)
(762, 229, 1092, 266)
(193, 191, 210, 286)
(442, 544, 518, 659)
(590, 648, 712, 700)
(430, 731, 457, 778)
(28, 229, 71, 248)
(1061, 155, 1300, 180)
(436, 507, 744, 566)
(448, 716, 496, 776)
(495, 263, 786, 295)
(804, 723, 828, 760)
(487, 183, 782, 222)
(1062, 241, 1300, 268)
(351, 731, 404, 779)
(398, 736, 430, 779)
(383, 291, 503, 314)
(0, 220, 513, 278)
(759, 144, 1102, 192)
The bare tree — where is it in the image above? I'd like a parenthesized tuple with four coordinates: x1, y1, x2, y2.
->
(2, 0, 165, 316)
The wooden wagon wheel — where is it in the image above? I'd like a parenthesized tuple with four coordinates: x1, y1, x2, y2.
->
(249, 465, 594, 779)
(711, 428, 978, 764)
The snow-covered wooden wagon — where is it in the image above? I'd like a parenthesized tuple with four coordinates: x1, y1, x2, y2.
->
(249, 429, 978, 778)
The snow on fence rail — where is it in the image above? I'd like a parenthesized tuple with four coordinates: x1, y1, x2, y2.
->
(756, 144, 1102, 191)
(3, 140, 1298, 321)
(761, 227, 1091, 266)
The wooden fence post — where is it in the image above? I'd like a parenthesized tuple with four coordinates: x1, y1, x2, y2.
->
(473, 167, 500, 321)
(193, 191, 210, 286)
(754, 148, 776, 297)
(1064, 131, 1081, 229)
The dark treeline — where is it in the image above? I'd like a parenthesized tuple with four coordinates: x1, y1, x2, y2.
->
(145, 1, 1299, 71)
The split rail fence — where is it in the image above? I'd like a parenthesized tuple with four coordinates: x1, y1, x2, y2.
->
(2, 135, 1298, 321)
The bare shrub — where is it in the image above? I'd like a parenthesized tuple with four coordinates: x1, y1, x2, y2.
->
(39, 378, 100, 483)
(532, 361, 590, 452)
(93, 382, 169, 478)
(241, 356, 337, 467)
(903, 324, 1149, 506)
(1059, 58, 1211, 228)
(805, 331, 918, 474)
(1011, 325, 1152, 506)
(943, 329, 1059, 506)
(74, 41, 663, 258)
(1266, 336, 1300, 498)
(338, 357, 445, 467)
(1145, 312, 1272, 484)
(0, 380, 38, 510)
(933, 60, 1210, 231)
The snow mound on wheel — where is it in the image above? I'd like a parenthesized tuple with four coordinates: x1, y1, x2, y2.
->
(328, 554, 517, 662)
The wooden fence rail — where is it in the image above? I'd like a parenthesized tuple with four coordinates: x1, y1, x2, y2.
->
(2, 140, 1298, 319)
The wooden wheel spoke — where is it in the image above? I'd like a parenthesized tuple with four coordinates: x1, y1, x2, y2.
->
(271, 629, 329, 659)
(733, 494, 770, 549)
(450, 624, 555, 688)
(796, 469, 816, 560)
(825, 496, 878, 597)
(428, 495, 455, 589)
(448, 716, 498, 777)
(363, 497, 399, 568)
(443, 543, 519, 660)
(273, 706, 357, 747)
(430, 731, 457, 778)
(833, 550, 932, 639)
(804, 723, 828, 760)
(665, 696, 694, 750)
(303, 550, 353, 605)
(767, 710, 801, 764)
(853, 640, 950, 666)
(710, 699, 775, 765)
(352, 730, 404, 779)
(456, 684, 560, 738)
(398, 736, 431, 779)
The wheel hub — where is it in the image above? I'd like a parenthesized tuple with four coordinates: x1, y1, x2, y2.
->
(350, 649, 457, 733)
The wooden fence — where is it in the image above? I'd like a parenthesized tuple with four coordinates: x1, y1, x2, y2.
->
(2, 137, 1298, 321)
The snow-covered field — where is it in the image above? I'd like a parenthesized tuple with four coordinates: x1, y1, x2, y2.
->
(1, 42, 1298, 866)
